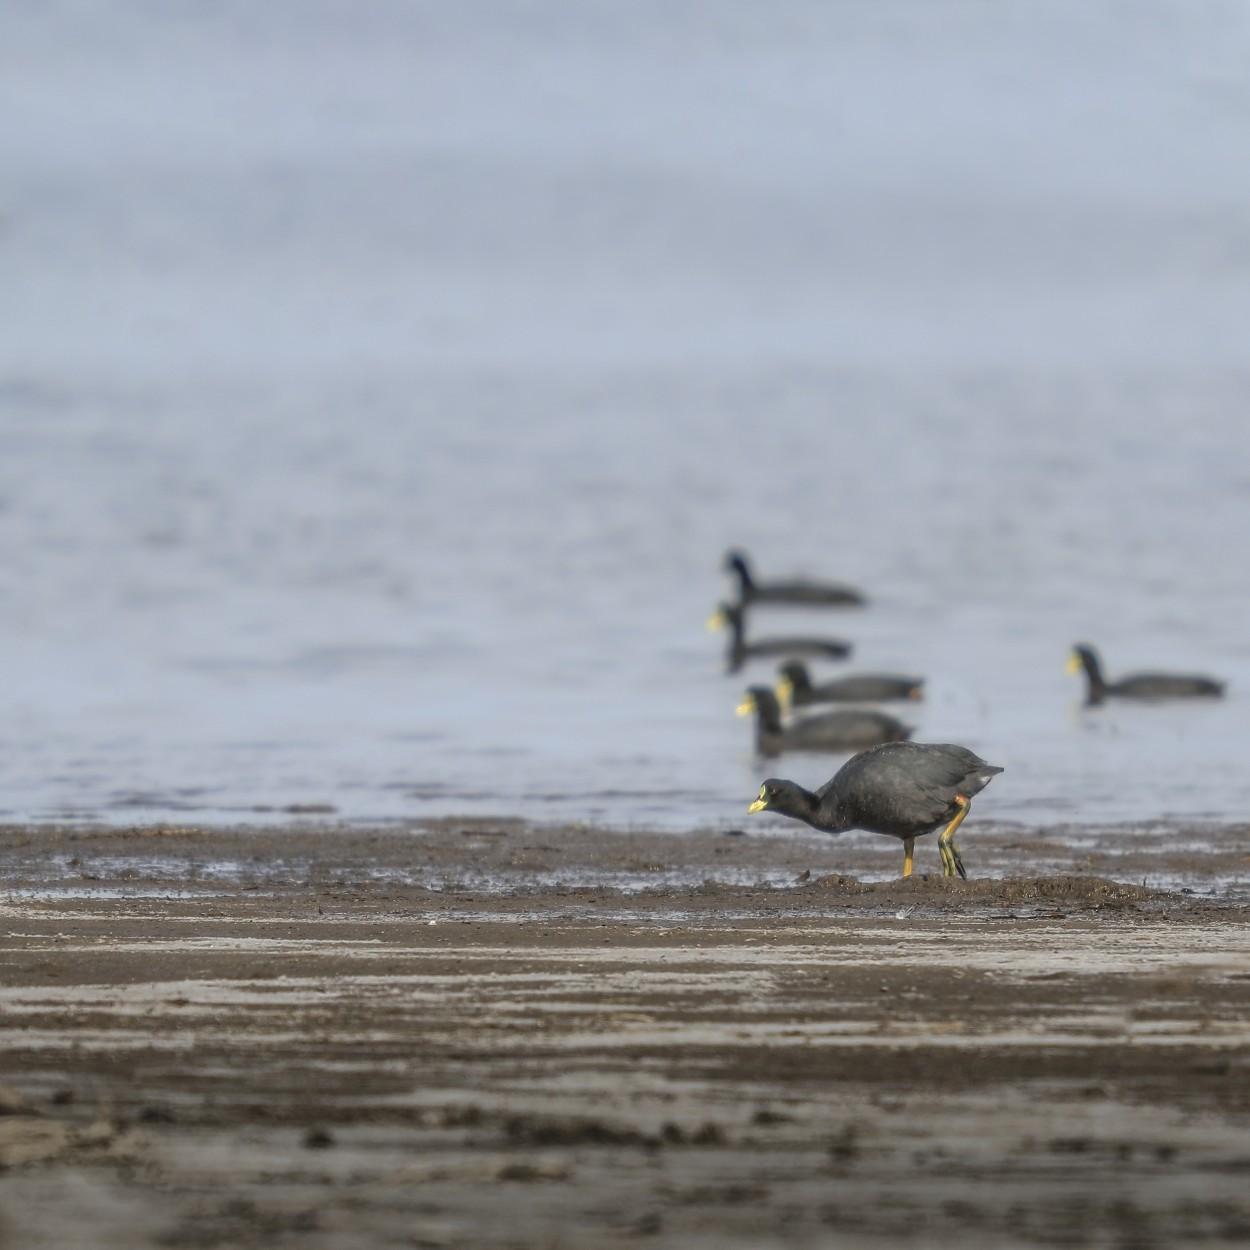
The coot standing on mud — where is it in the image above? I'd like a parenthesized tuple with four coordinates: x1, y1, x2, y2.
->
(1067, 644, 1225, 706)
(746, 741, 1003, 879)
(724, 550, 866, 608)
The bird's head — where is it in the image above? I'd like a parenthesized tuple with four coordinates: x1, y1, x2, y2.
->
(1066, 644, 1097, 676)
(775, 662, 803, 710)
(736, 687, 774, 718)
(706, 603, 741, 633)
(747, 779, 806, 816)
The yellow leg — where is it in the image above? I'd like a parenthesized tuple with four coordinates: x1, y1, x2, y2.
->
(901, 837, 915, 878)
(937, 797, 970, 881)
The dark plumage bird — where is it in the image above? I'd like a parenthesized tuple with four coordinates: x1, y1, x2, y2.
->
(708, 603, 852, 674)
(747, 741, 1003, 879)
(737, 687, 910, 757)
(776, 660, 924, 709)
(724, 550, 866, 608)
(1067, 644, 1225, 706)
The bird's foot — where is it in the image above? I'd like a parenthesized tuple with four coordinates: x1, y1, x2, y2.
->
(938, 837, 968, 880)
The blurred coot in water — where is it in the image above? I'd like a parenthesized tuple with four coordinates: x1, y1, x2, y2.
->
(1067, 644, 1225, 706)
(736, 687, 910, 757)
(747, 741, 1003, 879)
(724, 550, 866, 608)
(708, 603, 852, 674)
(776, 660, 924, 709)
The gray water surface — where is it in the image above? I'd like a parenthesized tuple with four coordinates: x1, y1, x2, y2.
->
(2, 3, 1249, 832)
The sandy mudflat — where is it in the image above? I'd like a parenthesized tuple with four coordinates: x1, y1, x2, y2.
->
(2, 821, 1250, 1249)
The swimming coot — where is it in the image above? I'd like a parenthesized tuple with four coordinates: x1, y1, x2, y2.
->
(1067, 644, 1225, 706)
(724, 550, 866, 608)
(736, 687, 910, 757)
(746, 741, 1002, 879)
(776, 660, 924, 709)
(708, 603, 852, 674)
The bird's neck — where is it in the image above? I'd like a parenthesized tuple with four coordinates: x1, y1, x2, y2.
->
(730, 558, 754, 593)
(790, 785, 836, 830)
(808, 780, 852, 833)
(753, 695, 783, 733)
(1083, 654, 1106, 702)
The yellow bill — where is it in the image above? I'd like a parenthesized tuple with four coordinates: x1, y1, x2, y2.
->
(735, 694, 756, 717)
(1065, 651, 1082, 675)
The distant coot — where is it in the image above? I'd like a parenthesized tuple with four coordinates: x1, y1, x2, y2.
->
(746, 740, 1003, 879)
(724, 550, 866, 608)
(1067, 644, 1225, 706)
(776, 660, 924, 709)
(736, 687, 910, 757)
(708, 603, 852, 675)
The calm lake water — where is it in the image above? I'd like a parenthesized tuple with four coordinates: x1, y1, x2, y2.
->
(2, 3, 1250, 833)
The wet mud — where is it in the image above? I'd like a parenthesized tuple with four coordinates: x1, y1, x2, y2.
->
(2, 820, 1250, 1248)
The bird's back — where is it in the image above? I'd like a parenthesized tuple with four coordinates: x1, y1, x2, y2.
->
(808, 674, 924, 703)
(784, 709, 910, 753)
(1111, 672, 1224, 699)
(752, 581, 863, 607)
(817, 742, 1001, 837)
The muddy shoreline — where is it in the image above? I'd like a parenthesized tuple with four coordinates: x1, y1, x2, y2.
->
(2, 821, 1250, 1248)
